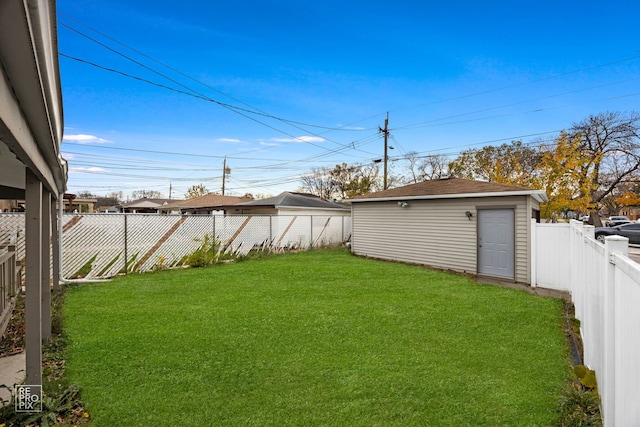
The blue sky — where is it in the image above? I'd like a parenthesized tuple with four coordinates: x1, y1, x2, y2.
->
(57, 0, 640, 199)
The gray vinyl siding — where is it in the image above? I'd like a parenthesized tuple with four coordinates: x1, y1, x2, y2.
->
(351, 195, 534, 284)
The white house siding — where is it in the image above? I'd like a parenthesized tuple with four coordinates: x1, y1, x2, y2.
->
(351, 195, 534, 284)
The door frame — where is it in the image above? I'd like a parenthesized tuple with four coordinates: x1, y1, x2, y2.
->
(477, 207, 516, 280)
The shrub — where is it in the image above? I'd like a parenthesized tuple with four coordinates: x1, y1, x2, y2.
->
(184, 234, 234, 268)
(559, 365, 603, 426)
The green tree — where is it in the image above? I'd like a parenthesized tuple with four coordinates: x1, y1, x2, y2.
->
(185, 184, 209, 199)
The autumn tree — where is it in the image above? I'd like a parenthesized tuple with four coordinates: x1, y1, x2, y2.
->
(185, 184, 209, 199)
(299, 166, 334, 200)
(403, 152, 449, 183)
(568, 111, 640, 207)
(537, 132, 597, 217)
(605, 179, 640, 215)
(131, 189, 163, 199)
(440, 112, 640, 217)
(448, 141, 541, 186)
(332, 163, 381, 199)
(300, 163, 381, 200)
(76, 190, 97, 199)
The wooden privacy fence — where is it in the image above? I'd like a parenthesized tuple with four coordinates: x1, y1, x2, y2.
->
(533, 220, 640, 427)
(0, 213, 352, 281)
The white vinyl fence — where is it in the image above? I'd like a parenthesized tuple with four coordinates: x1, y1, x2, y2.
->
(533, 220, 640, 427)
(0, 213, 352, 280)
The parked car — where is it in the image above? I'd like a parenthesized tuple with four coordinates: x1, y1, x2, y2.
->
(595, 222, 640, 244)
(607, 216, 631, 226)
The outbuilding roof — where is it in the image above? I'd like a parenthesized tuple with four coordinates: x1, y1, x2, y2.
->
(348, 177, 548, 203)
(236, 192, 349, 210)
(161, 193, 251, 210)
(119, 198, 179, 209)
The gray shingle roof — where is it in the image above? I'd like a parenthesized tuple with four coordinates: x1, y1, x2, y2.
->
(161, 193, 252, 209)
(238, 192, 349, 210)
(349, 178, 547, 202)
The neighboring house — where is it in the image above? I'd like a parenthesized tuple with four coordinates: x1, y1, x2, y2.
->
(347, 178, 547, 285)
(159, 193, 253, 215)
(0, 193, 95, 213)
(0, 0, 67, 386)
(223, 192, 351, 216)
(117, 197, 183, 213)
(63, 194, 97, 213)
(0, 199, 20, 212)
(621, 206, 640, 221)
(99, 205, 120, 213)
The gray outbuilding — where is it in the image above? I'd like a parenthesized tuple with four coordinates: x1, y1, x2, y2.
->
(347, 178, 548, 285)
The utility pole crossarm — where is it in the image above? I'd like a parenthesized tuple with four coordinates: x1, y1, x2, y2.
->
(381, 112, 390, 190)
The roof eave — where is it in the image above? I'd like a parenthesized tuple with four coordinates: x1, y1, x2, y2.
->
(347, 190, 549, 204)
(275, 205, 350, 211)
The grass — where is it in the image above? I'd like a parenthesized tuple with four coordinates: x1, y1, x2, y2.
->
(62, 248, 570, 426)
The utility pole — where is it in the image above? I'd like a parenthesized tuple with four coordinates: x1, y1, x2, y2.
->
(379, 112, 390, 190)
(222, 157, 231, 195)
(169, 182, 172, 199)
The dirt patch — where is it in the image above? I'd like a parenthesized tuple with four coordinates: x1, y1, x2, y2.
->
(0, 294, 24, 357)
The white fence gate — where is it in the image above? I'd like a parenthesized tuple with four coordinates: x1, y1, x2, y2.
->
(533, 220, 640, 427)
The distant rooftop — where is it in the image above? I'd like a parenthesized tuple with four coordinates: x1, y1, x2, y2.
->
(237, 192, 349, 210)
(161, 193, 252, 209)
(119, 198, 181, 208)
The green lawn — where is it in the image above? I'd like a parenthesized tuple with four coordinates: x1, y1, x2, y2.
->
(63, 248, 570, 426)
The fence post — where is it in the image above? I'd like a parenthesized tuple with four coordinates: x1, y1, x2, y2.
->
(124, 214, 128, 275)
(530, 219, 537, 288)
(602, 235, 627, 427)
(569, 221, 578, 296)
(570, 220, 589, 298)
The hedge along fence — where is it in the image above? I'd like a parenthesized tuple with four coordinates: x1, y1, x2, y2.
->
(0, 213, 352, 280)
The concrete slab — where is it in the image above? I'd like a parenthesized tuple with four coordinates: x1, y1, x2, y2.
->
(476, 276, 571, 299)
(0, 351, 25, 406)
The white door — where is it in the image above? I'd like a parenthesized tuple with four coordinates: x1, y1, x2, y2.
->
(477, 209, 515, 279)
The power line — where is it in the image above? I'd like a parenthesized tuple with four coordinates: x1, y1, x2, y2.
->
(59, 52, 383, 164)
(386, 55, 640, 119)
(58, 16, 640, 195)
(58, 21, 371, 153)
(59, 16, 375, 134)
